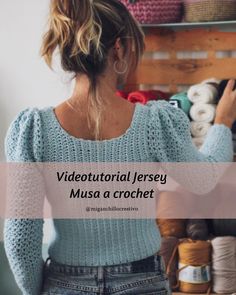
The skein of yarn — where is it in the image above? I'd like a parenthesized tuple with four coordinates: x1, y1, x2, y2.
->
(157, 219, 186, 239)
(212, 237, 236, 294)
(190, 122, 211, 138)
(188, 83, 218, 104)
(190, 103, 216, 123)
(178, 240, 212, 293)
(189, 79, 218, 150)
(192, 137, 205, 149)
(186, 219, 209, 241)
(159, 237, 179, 290)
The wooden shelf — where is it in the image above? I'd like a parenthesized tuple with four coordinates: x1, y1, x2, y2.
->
(141, 20, 236, 28)
(173, 293, 216, 295)
(173, 293, 227, 295)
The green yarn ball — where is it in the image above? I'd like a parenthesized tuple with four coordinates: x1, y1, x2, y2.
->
(170, 92, 192, 115)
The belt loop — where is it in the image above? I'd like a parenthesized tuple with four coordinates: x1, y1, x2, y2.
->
(44, 257, 51, 269)
(154, 252, 161, 272)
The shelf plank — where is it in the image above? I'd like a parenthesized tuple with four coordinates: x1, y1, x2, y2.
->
(127, 58, 236, 85)
(141, 20, 236, 28)
(173, 293, 216, 295)
(144, 29, 236, 51)
(173, 293, 226, 295)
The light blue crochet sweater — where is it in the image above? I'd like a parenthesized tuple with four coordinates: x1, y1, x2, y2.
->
(4, 100, 233, 295)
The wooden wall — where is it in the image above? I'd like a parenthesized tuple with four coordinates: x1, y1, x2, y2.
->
(125, 27, 236, 93)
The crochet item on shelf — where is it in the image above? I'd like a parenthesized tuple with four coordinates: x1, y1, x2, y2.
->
(183, 0, 236, 22)
(120, 0, 183, 24)
(4, 100, 233, 295)
(169, 92, 192, 115)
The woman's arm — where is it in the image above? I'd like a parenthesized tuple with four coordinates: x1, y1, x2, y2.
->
(147, 100, 233, 163)
(147, 80, 236, 193)
(4, 108, 45, 295)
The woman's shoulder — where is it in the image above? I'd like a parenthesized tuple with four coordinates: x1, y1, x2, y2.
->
(4, 107, 49, 162)
(143, 99, 190, 128)
(5, 107, 45, 137)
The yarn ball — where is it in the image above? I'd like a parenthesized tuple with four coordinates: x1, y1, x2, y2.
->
(170, 92, 192, 115)
(178, 239, 212, 293)
(186, 219, 209, 240)
(212, 237, 236, 294)
(157, 219, 186, 238)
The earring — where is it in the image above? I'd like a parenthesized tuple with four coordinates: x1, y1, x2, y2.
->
(114, 60, 128, 75)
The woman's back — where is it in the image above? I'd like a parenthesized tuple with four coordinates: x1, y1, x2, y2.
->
(4, 98, 234, 294)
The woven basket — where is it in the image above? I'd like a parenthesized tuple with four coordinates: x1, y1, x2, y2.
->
(184, 0, 236, 22)
(120, 0, 183, 24)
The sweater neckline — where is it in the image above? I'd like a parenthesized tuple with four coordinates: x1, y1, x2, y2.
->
(48, 103, 141, 143)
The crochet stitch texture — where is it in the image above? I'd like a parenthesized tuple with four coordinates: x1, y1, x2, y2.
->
(121, 0, 182, 24)
(4, 100, 233, 295)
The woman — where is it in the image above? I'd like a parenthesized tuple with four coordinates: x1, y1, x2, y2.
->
(3, 0, 236, 294)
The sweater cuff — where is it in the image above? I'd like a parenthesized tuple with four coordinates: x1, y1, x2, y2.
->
(200, 124, 234, 162)
(19, 260, 44, 295)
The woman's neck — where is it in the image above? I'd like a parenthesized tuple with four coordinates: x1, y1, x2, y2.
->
(71, 72, 119, 106)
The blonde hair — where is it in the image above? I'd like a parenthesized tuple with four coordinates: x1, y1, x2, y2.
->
(41, 0, 145, 139)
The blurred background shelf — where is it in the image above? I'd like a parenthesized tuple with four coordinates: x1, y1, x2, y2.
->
(173, 293, 217, 295)
(142, 20, 236, 28)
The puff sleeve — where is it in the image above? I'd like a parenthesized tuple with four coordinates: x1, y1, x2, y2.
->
(146, 100, 233, 194)
(4, 108, 45, 295)
(147, 100, 233, 163)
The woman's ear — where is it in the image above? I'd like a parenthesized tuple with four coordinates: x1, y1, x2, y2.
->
(113, 37, 125, 60)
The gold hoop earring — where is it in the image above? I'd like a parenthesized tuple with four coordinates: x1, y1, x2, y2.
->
(114, 60, 128, 75)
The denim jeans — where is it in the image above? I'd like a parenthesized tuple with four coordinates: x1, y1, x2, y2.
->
(41, 253, 172, 295)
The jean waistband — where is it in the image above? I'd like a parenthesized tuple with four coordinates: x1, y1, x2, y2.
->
(44, 252, 164, 275)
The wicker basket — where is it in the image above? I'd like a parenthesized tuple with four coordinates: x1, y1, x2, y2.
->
(184, 0, 236, 22)
(120, 0, 183, 24)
